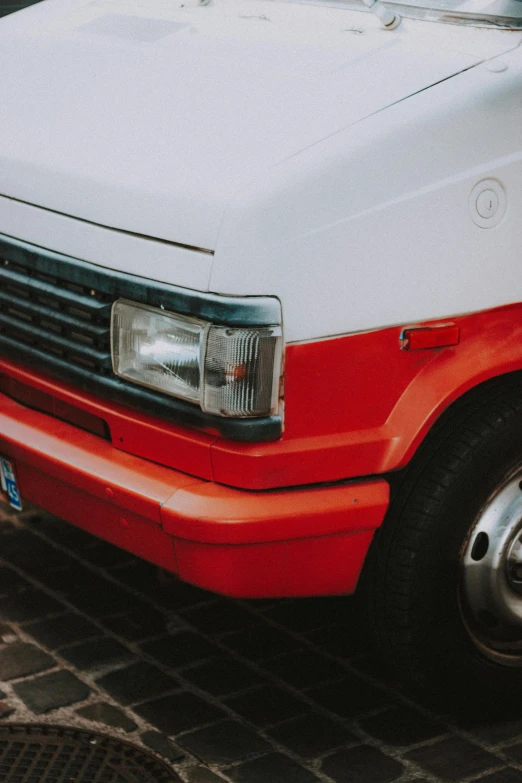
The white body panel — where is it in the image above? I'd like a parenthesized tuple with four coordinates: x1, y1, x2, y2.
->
(1, 0, 522, 342)
(212, 43, 522, 341)
(0, 195, 213, 291)
(0, 0, 504, 250)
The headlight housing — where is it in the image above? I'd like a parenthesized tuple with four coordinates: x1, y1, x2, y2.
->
(111, 300, 282, 418)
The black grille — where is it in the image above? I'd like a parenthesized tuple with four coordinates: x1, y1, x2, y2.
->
(0, 724, 179, 782)
(0, 234, 282, 442)
(0, 258, 113, 376)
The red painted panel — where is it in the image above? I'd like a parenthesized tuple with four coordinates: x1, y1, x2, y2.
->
(4, 303, 522, 491)
(0, 393, 190, 524)
(162, 478, 388, 544)
(0, 390, 386, 597)
(0, 357, 216, 480)
(212, 303, 522, 488)
(174, 530, 375, 598)
(18, 463, 179, 573)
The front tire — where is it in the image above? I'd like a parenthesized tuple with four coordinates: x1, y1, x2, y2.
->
(360, 376, 522, 708)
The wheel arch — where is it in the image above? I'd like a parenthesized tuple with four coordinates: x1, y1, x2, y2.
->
(385, 309, 522, 477)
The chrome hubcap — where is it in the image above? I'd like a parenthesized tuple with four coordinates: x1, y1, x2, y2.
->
(460, 470, 522, 664)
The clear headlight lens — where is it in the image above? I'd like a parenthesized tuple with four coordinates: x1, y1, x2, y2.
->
(112, 301, 206, 404)
(111, 300, 282, 417)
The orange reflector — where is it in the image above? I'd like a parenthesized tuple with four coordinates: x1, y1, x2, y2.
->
(401, 324, 460, 351)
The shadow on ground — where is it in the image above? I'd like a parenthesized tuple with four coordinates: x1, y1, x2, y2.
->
(0, 506, 521, 783)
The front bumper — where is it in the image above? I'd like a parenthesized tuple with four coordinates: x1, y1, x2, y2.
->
(0, 391, 389, 598)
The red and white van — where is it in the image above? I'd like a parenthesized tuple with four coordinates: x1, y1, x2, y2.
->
(1, 0, 522, 701)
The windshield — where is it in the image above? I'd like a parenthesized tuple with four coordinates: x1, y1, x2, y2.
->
(381, 0, 522, 27)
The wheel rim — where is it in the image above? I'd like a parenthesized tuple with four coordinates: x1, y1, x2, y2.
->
(460, 468, 522, 665)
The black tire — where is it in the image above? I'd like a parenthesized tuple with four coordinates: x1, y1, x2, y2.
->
(359, 374, 522, 710)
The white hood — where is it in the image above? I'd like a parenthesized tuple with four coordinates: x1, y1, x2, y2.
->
(0, 0, 511, 250)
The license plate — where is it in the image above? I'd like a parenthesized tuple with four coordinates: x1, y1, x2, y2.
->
(0, 456, 22, 511)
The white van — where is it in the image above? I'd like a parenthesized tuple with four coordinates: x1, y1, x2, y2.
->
(1, 0, 521, 702)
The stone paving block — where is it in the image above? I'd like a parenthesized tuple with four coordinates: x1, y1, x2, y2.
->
(24, 613, 101, 649)
(23, 549, 77, 579)
(470, 771, 522, 783)
(224, 684, 308, 727)
(60, 637, 134, 670)
(181, 658, 262, 697)
(222, 626, 301, 661)
(321, 745, 405, 783)
(35, 566, 82, 592)
(103, 607, 167, 641)
(501, 742, 522, 763)
(96, 661, 178, 705)
(305, 624, 367, 659)
(359, 705, 445, 746)
(405, 736, 501, 781)
(0, 641, 55, 680)
(82, 542, 135, 568)
(1, 531, 65, 573)
(263, 649, 346, 689)
(36, 564, 93, 592)
(141, 632, 220, 669)
(34, 516, 98, 551)
(267, 712, 358, 759)
(0, 587, 64, 622)
(349, 652, 399, 685)
(225, 752, 320, 782)
(185, 766, 227, 783)
(66, 579, 138, 617)
(180, 602, 258, 635)
(154, 580, 214, 611)
(109, 560, 157, 589)
(13, 670, 90, 714)
(140, 730, 186, 762)
(0, 565, 31, 595)
(180, 719, 270, 764)
(465, 719, 522, 745)
(115, 562, 212, 609)
(49, 565, 110, 594)
(76, 701, 137, 732)
(306, 677, 390, 719)
(261, 597, 349, 633)
(135, 692, 227, 735)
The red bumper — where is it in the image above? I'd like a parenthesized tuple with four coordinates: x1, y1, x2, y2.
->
(0, 392, 389, 598)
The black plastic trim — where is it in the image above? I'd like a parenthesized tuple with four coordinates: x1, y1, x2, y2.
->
(0, 234, 281, 326)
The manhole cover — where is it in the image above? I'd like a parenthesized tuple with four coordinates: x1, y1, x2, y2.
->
(0, 724, 180, 782)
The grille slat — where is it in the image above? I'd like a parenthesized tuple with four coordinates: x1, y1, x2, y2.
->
(0, 289, 109, 343)
(0, 312, 112, 371)
(0, 264, 111, 317)
(0, 254, 113, 379)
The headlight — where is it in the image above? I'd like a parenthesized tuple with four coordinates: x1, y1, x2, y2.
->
(111, 300, 282, 418)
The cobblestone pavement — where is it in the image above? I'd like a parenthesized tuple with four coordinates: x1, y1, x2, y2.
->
(1, 504, 522, 783)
